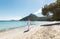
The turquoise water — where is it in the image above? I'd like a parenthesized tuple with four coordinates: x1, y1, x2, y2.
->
(0, 21, 51, 30)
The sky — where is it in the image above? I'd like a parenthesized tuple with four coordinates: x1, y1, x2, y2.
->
(0, 0, 56, 20)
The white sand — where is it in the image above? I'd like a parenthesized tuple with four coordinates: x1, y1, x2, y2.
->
(0, 25, 60, 39)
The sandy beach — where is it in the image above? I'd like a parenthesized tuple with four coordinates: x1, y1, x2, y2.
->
(0, 25, 60, 39)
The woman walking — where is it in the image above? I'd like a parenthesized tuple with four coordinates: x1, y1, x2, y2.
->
(24, 19, 31, 33)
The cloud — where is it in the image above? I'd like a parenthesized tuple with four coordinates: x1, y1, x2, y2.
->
(34, 8, 42, 14)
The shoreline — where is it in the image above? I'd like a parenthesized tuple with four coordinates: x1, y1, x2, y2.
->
(0, 25, 28, 33)
(0, 25, 60, 39)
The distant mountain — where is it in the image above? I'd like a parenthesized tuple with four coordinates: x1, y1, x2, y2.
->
(20, 14, 51, 21)
(20, 14, 38, 21)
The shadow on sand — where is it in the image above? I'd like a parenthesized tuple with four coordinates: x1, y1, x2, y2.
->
(24, 29, 29, 33)
(41, 23, 60, 26)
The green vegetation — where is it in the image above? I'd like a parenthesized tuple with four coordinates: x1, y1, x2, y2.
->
(42, 0, 60, 21)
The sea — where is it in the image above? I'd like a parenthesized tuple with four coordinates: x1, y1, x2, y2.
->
(0, 21, 55, 30)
